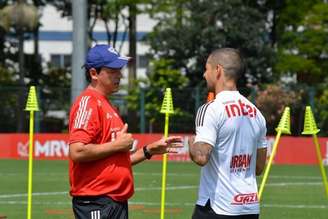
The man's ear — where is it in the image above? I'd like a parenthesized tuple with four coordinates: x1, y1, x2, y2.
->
(89, 68, 98, 80)
(216, 64, 222, 80)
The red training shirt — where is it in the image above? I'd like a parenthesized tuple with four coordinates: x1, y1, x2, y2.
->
(68, 88, 134, 202)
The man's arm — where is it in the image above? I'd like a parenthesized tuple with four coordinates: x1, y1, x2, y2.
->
(69, 124, 133, 162)
(256, 148, 267, 175)
(130, 136, 183, 165)
(188, 136, 213, 166)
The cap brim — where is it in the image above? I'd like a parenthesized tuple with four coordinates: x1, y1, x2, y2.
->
(104, 57, 130, 69)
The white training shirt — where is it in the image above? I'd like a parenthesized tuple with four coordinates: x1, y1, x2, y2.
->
(194, 90, 267, 215)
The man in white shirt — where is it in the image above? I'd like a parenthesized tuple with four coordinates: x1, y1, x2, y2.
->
(188, 48, 267, 219)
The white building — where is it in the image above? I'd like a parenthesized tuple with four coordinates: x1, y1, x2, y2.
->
(22, 4, 158, 124)
(24, 4, 158, 84)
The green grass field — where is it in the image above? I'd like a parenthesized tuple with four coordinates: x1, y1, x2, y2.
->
(0, 160, 327, 219)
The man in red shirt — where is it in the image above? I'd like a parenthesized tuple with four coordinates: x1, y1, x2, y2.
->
(69, 44, 183, 219)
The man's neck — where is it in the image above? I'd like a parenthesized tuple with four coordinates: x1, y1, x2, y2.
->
(215, 81, 237, 95)
(88, 84, 110, 96)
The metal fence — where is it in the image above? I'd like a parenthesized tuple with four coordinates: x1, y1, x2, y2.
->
(0, 85, 327, 136)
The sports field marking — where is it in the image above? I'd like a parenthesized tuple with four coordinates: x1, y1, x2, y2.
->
(262, 204, 328, 209)
(0, 181, 324, 200)
(0, 192, 67, 198)
(132, 202, 328, 210)
(1, 200, 327, 210)
(129, 201, 328, 209)
(133, 172, 197, 177)
(265, 182, 322, 187)
(0, 171, 324, 180)
(0, 170, 324, 179)
(0, 201, 70, 205)
(259, 175, 322, 180)
(0, 172, 67, 176)
(135, 185, 197, 191)
(134, 172, 324, 180)
(129, 202, 328, 209)
(0, 186, 198, 199)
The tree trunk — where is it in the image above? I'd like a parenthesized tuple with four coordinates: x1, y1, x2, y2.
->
(113, 8, 119, 49)
(17, 29, 25, 132)
(0, 28, 5, 65)
(32, 24, 41, 84)
(128, 3, 137, 90)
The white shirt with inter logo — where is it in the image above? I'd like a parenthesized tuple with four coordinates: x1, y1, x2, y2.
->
(194, 90, 267, 215)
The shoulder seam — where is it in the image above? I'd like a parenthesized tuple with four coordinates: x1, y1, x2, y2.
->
(196, 102, 213, 127)
(74, 95, 91, 129)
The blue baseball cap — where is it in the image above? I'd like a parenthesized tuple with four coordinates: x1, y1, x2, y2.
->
(84, 44, 130, 69)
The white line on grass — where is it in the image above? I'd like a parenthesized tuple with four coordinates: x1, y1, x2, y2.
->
(0, 200, 70, 205)
(265, 182, 322, 187)
(262, 204, 328, 209)
(0, 200, 327, 210)
(128, 202, 328, 209)
(259, 175, 322, 180)
(0, 172, 324, 180)
(135, 185, 197, 191)
(0, 191, 68, 198)
(0, 181, 324, 200)
(0, 186, 198, 199)
(134, 173, 324, 180)
(0, 173, 67, 176)
(133, 172, 197, 177)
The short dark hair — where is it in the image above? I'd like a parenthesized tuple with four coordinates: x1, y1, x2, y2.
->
(85, 67, 101, 82)
(208, 48, 245, 82)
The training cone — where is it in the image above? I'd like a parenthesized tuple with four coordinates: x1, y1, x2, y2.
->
(302, 106, 320, 135)
(25, 86, 39, 111)
(275, 107, 291, 134)
(160, 88, 174, 114)
(207, 92, 215, 102)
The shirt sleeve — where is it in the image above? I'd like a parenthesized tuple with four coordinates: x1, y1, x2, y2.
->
(69, 96, 101, 144)
(194, 102, 221, 147)
(257, 113, 268, 149)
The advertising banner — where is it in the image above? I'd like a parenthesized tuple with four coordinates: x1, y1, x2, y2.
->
(0, 134, 327, 165)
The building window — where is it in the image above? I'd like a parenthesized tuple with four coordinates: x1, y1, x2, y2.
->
(50, 54, 71, 68)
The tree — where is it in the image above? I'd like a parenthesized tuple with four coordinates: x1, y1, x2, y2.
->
(270, 1, 328, 135)
(0, 0, 39, 132)
(47, 0, 133, 52)
(146, 0, 274, 90)
(126, 58, 191, 132)
(315, 82, 328, 136)
(255, 84, 303, 135)
(0, 66, 21, 132)
(0, 0, 77, 132)
(273, 0, 327, 84)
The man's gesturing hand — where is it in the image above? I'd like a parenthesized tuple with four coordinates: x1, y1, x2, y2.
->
(115, 123, 134, 152)
(147, 136, 184, 155)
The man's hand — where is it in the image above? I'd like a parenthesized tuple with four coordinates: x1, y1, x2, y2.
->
(69, 123, 134, 162)
(147, 136, 183, 155)
(115, 123, 134, 152)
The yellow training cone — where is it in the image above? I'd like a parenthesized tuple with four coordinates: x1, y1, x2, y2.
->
(160, 88, 174, 219)
(25, 86, 39, 219)
(301, 106, 328, 197)
(302, 106, 320, 135)
(25, 86, 39, 111)
(275, 107, 291, 134)
(160, 88, 174, 114)
(259, 107, 291, 200)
